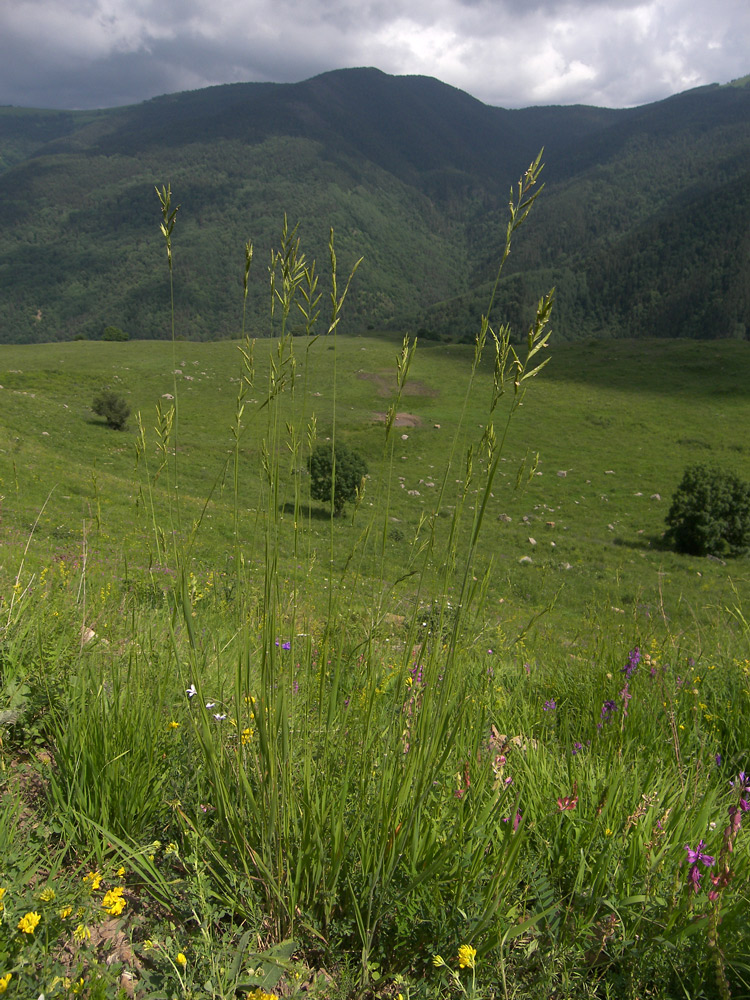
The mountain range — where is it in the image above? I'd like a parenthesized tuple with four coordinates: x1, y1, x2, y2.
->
(1, 67, 749, 344)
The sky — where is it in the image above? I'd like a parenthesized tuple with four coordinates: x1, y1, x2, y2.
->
(1, 0, 748, 112)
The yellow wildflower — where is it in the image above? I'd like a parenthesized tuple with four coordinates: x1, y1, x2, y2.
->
(241, 727, 254, 745)
(0, 973, 12, 993)
(432, 955, 445, 968)
(39, 887, 56, 902)
(18, 911, 41, 934)
(0, 887, 5, 913)
(74, 923, 91, 943)
(168, 720, 180, 729)
(102, 887, 127, 916)
(457, 944, 477, 969)
(177, 953, 187, 967)
(116, 866, 126, 877)
(83, 871, 102, 890)
(59, 906, 73, 919)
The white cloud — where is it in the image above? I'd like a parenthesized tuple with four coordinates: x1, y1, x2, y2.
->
(0, 0, 748, 109)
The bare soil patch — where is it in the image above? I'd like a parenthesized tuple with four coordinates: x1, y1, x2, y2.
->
(371, 412, 422, 427)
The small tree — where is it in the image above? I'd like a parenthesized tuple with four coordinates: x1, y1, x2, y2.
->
(308, 442, 367, 515)
(665, 464, 750, 557)
(92, 390, 130, 431)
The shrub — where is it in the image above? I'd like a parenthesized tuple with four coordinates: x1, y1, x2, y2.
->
(665, 464, 750, 556)
(92, 390, 130, 430)
(102, 325, 129, 341)
(308, 442, 367, 515)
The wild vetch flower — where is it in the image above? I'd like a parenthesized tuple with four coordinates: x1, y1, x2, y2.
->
(598, 700, 617, 727)
(18, 911, 41, 934)
(543, 699, 556, 711)
(716, 753, 722, 767)
(502, 811, 522, 831)
(685, 840, 715, 893)
(685, 841, 715, 866)
(623, 646, 640, 680)
(557, 781, 578, 811)
(457, 944, 477, 969)
(619, 683, 632, 716)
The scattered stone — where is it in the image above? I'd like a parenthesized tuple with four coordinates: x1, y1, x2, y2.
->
(557, 470, 567, 478)
(401, 433, 409, 440)
(498, 513, 512, 522)
(605, 470, 615, 475)
(561, 562, 572, 570)
(528, 537, 537, 546)
(434, 423, 441, 429)
(162, 393, 174, 399)
(519, 555, 533, 564)
(546, 521, 555, 528)
(650, 493, 661, 500)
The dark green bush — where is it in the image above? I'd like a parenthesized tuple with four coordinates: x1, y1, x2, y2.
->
(92, 390, 130, 430)
(308, 442, 367, 515)
(102, 325, 129, 341)
(665, 464, 750, 556)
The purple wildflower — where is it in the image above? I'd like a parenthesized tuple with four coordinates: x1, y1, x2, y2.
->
(685, 840, 715, 894)
(715, 753, 722, 767)
(598, 699, 617, 727)
(543, 699, 556, 711)
(685, 840, 715, 866)
(623, 646, 640, 680)
(619, 683, 632, 716)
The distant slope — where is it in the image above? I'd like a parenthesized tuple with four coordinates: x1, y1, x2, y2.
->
(0, 69, 749, 344)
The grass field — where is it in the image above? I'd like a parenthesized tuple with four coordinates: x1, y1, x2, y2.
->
(1, 333, 748, 651)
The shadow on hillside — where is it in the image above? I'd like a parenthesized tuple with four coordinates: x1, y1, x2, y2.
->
(280, 501, 333, 521)
(613, 534, 671, 552)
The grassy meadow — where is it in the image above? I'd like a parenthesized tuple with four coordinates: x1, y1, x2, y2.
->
(1, 180, 749, 999)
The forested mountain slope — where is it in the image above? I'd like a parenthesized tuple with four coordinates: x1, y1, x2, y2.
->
(0, 68, 748, 343)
